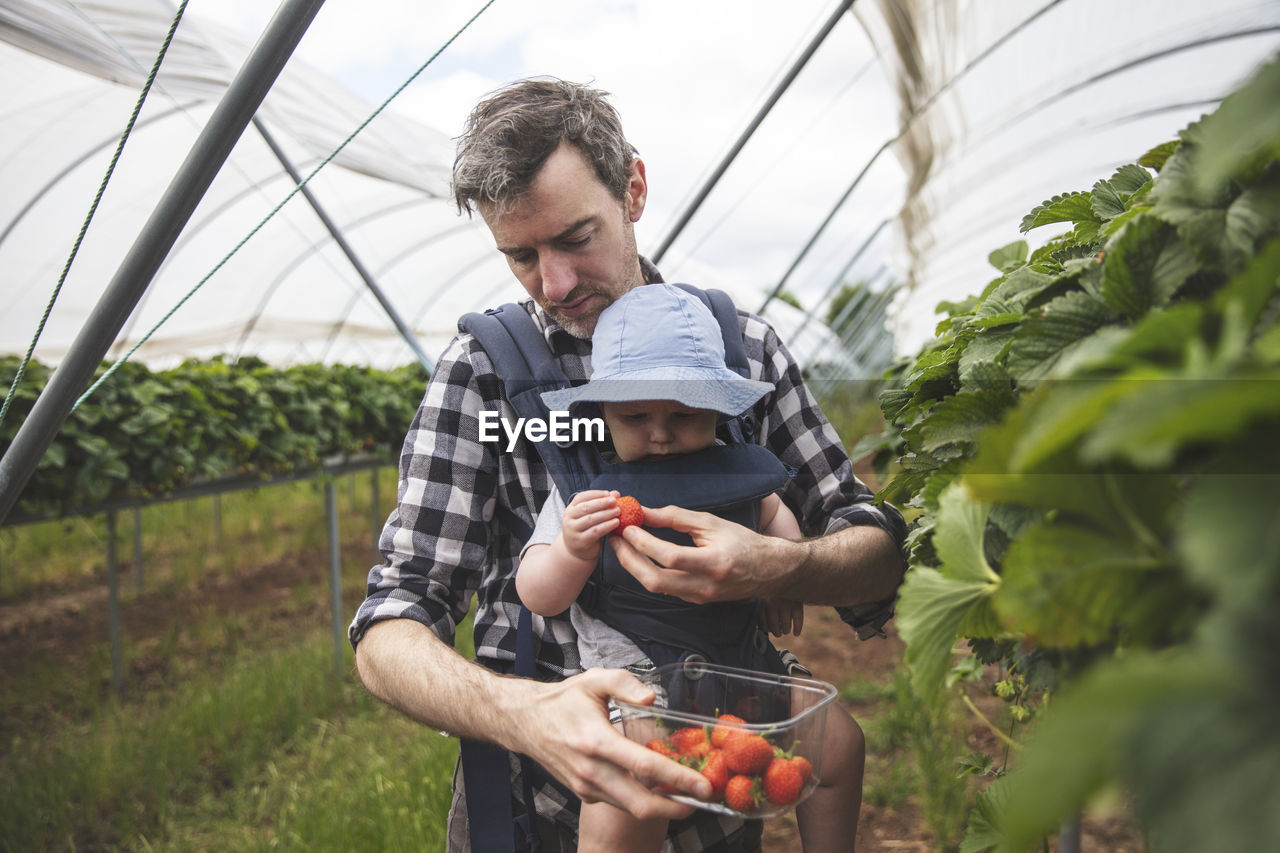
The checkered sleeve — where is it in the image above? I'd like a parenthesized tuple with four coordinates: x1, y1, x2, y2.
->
(740, 312, 908, 638)
(348, 334, 500, 650)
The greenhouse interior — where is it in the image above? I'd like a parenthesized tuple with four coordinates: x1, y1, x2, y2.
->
(2, 0, 1278, 850)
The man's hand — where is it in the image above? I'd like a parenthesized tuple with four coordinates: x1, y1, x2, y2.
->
(355, 620, 707, 822)
(506, 668, 710, 818)
(610, 504, 796, 604)
(611, 503, 904, 607)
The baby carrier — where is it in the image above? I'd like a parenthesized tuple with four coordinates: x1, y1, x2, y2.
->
(579, 442, 792, 674)
(455, 284, 783, 851)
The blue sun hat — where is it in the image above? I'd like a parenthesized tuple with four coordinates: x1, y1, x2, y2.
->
(540, 283, 773, 415)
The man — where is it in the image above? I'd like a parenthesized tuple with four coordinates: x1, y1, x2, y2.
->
(350, 78, 907, 851)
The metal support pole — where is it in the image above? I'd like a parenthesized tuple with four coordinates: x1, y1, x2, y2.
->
(212, 493, 223, 547)
(325, 480, 344, 676)
(251, 118, 434, 370)
(1058, 815, 1082, 853)
(371, 466, 381, 557)
(132, 506, 144, 593)
(650, 0, 855, 264)
(790, 218, 889, 341)
(0, 0, 327, 527)
(106, 511, 124, 695)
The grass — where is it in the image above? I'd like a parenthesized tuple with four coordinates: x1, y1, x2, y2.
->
(2, 631, 460, 851)
(0, 471, 385, 601)
(0, 468, 471, 851)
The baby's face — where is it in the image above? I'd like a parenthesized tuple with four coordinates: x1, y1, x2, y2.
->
(600, 401, 718, 462)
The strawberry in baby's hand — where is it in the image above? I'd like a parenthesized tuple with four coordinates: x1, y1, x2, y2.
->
(615, 495, 644, 531)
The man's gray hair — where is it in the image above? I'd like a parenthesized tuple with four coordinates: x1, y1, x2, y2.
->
(452, 78, 638, 216)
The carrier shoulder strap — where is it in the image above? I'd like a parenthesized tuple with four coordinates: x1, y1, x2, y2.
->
(670, 284, 753, 444)
(459, 302, 602, 501)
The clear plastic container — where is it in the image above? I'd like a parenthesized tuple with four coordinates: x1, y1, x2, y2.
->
(615, 660, 837, 818)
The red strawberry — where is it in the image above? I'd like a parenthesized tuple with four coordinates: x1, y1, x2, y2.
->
(722, 730, 774, 776)
(710, 713, 746, 748)
(724, 774, 761, 813)
(615, 495, 644, 530)
(792, 754, 813, 784)
(699, 750, 729, 801)
(645, 738, 676, 760)
(762, 757, 805, 805)
(669, 726, 709, 757)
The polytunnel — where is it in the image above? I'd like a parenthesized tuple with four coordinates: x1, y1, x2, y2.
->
(4, 4, 1280, 848)
(1, 0, 1278, 510)
(3, 0, 1277, 369)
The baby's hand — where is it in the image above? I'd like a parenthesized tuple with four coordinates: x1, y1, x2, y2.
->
(560, 490, 623, 562)
(759, 598, 805, 637)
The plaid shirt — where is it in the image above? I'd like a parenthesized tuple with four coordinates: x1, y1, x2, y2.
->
(350, 272, 906, 851)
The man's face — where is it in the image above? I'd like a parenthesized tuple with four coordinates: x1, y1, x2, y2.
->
(480, 142, 648, 339)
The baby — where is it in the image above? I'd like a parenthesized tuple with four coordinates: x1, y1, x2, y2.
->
(518, 283, 863, 852)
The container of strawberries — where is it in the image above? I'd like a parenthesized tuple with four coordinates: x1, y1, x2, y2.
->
(615, 660, 837, 818)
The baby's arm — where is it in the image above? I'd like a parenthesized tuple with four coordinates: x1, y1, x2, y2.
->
(758, 493, 806, 636)
(517, 489, 621, 617)
(759, 492, 802, 540)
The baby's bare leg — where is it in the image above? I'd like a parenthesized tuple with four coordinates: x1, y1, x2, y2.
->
(795, 704, 865, 852)
(577, 800, 668, 853)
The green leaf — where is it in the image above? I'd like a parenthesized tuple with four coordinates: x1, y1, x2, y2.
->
(961, 777, 1010, 852)
(1224, 180, 1280, 266)
(986, 266, 1057, 312)
(898, 565, 996, 695)
(957, 358, 1012, 395)
(1020, 191, 1100, 232)
(1004, 378, 1132, 472)
(1100, 214, 1197, 319)
(997, 652, 1280, 853)
(1090, 179, 1127, 220)
(1081, 369, 1280, 469)
(898, 484, 999, 693)
(1177, 439, 1280, 610)
(916, 390, 1015, 455)
(958, 327, 1017, 378)
(1109, 163, 1154, 194)
(1005, 291, 1117, 379)
(966, 417, 1128, 537)
(988, 240, 1029, 272)
(996, 520, 1171, 646)
(1137, 140, 1179, 172)
(1212, 235, 1280, 332)
(1186, 53, 1280, 199)
(932, 483, 998, 585)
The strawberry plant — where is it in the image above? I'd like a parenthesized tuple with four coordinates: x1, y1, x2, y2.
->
(857, 55, 1280, 852)
(0, 356, 428, 519)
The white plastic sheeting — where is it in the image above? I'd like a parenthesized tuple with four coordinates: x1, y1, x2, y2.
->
(1, 0, 498, 369)
(1, 1, 1277, 373)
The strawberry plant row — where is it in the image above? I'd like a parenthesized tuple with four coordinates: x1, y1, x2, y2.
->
(0, 355, 428, 519)
(856, 56, 1279, 852)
